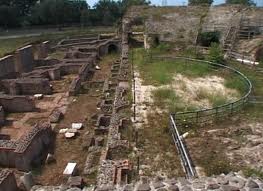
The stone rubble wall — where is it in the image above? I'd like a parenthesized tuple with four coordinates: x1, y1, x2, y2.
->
(1, 78, 52, 95)
(0, 55, 16, 79)
(0, 123, 52, 171)
(125, 5, 263, 47)
(33, 41, 50, 60)
(96, 19, 131, 189)
(0, 95, 35, 112)
(15, 45, 35, 73)
(30, 172, 263, 191)
(0, 169, 18, 191)
(0, 41, 50, 80)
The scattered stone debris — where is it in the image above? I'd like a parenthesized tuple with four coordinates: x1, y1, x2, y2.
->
(46, 153, 56, 164)
(63, 162, 77, 176)
(20, 172, 35, 191)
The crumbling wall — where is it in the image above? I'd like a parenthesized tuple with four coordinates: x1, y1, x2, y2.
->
(0, 95, 35, 112)
(68, 77, 81, 96)
(142, 6, 208, 44)
(1, 78, 52, 95)
(126, 5, 263, 47)
(0, 170, 18, 191)
(33, 41, 50, 60)
(15, 45, 34, 73)
(0, 123, 52, 171)
(0, 55, 16, 79)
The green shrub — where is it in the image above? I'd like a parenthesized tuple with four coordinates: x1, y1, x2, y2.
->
(208, 43, 224, 64)
(243, 167, 263, 179)
(199, 31, 220, 47)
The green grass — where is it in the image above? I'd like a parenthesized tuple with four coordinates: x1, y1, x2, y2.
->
(132, 48, 213, 86)
(152, 88, 197, 112)
(196, 88, 229, 107)
(243, 167, 263, 179)
(153, 88, 176, 100)
(224, 75, 248, 96)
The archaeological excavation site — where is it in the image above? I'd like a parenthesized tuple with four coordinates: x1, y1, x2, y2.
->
(0, 3, 263, 191)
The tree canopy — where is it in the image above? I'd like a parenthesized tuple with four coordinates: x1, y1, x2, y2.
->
(188, 0, 214, 5)
(0, 0, 151, 28)
(226, 0, 255, 6)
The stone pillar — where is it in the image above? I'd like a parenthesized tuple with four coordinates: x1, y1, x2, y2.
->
(144, 34, 150, 49)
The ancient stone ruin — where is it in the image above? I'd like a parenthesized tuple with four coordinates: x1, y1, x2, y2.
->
(0, 4, 262, 191)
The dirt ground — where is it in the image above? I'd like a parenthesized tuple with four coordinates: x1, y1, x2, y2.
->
(134, 70, 185, 177)
(34, 54, 118, 186)
(184, 109, 263, 177)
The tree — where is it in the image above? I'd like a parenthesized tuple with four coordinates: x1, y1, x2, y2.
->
(29, 0, 89, 25)
(0, 5, 20, 28)
(121, 0, 150, 14)
(226, 0, 255, 6)
(93, 0, 122, 25)
(189, 0, 213, 5)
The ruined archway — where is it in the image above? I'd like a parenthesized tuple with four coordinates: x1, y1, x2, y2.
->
(154, 36, 160, 47)
(108, 44, 118, 54)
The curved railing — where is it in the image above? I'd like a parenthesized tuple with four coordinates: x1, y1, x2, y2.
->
(152, 56, 252, 127)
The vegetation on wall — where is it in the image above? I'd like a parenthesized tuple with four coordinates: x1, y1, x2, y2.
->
(199, 31, 220, 47)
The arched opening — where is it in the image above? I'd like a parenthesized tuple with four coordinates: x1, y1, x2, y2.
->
(154, 36, 160, 47)
(198, 31, 220, 47)
(108, 44, 118, 54)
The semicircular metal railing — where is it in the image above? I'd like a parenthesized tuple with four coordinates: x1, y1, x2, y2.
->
(151, 56, 252, 127)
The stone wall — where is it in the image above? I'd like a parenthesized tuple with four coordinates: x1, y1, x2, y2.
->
(68, 77, 82, 96)
(0, 95, 35, 112)
(33, 41, 50, 60)
(0, 123, 52, 171)
(0, 55, 16, 79)
(15, 45, 35, 73)
(125, 5, 263, 47)
(0, 170, 18, 191)
(68, 61, 95, 96)
(1, 78, 52, 95)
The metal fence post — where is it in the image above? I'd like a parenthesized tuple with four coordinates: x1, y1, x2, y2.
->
(196, 111, 199, 124)
(230, 103, 234, 115)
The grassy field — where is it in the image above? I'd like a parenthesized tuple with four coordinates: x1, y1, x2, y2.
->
(132, 48, 213, 86)
(132, 45, 248, 113)
(0, 26, 114, 57)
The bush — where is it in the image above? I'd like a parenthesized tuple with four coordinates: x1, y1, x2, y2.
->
(208, 43, 224, 64)
(199, 31, 220, 47)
